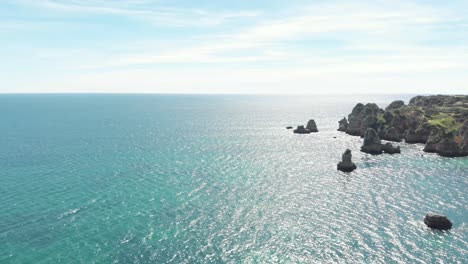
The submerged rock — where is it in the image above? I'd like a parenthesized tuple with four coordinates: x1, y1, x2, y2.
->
(293, 125, 310, 134)
(424, 213, 452, 230)
(338, 117, 348, 132)
(337, 149, 357, 172)
(306, 119, 319, 132)
(361, 128, 382, 154)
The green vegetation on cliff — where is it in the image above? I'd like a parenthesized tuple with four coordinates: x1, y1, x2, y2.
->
(342, 95, 468, 157)
(428, 113, 460, 133)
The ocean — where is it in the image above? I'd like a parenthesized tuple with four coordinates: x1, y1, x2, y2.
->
(0, 94, 466, 263)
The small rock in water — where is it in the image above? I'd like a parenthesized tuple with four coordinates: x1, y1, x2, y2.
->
(381, 142, 401, 154)
(337, 117, 348, 132)
(293, 125, 311, 134)
(306, 119, 319, 132)
(424, 213, 452, 230)
(337, 149, 357, 172)
(286, 126, 293, 129)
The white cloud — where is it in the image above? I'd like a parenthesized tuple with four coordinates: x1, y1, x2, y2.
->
(3, 0, 468, 94)
(78, 0, 468, 69)
(18, 0, 260, 27)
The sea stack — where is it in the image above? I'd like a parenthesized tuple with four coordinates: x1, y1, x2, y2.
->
(306, 119, 319, 132)
(337, 149, 357, 172)
(293, 125, 310, 134)
(338, 118, 348, 132)
(361, 128, 383, 154)
(424, 213, 452, 230)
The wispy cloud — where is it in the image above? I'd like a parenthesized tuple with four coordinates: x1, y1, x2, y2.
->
(2, 0, 468, 94)
(80, 0, 467, 68)
(16, 0, 260, 27)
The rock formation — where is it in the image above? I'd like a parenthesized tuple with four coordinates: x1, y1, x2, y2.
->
(381, 143, 401, 154)
(306, 119, 319, 132)
(360, 128, 401, 155)
(404, 122, 435, 144)
(424, 213, 452, 230)
(385, 100, 405, 111)
(293, 125, 310, 134)
(346, 103, 382, 137)
(338, 118, 348, 132)
(382, 127, 402, 142)
(286, 126, 293, 129)
(339, 95, 468, 157)
(337, 149, 357, 172)
(423, 128, 443, 153)
(361, 128, 383, 154)
(346, 103, 365, 136)
(436, 120, 468, 157)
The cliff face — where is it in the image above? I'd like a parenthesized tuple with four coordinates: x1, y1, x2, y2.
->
(341, 95, 468, 157)
(346, 103, 383, 137)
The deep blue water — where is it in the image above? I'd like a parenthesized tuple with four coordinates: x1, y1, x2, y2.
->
(0, 94, 467, 263)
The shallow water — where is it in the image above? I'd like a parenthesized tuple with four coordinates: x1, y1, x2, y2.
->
(0, 94, 467, 263)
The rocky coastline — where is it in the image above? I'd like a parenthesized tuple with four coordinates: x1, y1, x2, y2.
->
(339, 95, 468, 157)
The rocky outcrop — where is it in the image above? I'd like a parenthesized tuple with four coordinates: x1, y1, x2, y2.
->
(424, 213, 452, 230)
(405, 128, 423, 143)
(381, 143, 401, 154)
(338, 118, 348, 132)
(435, 120, 468, 157)
(340, 95, 468, 157)
(306, 119, 319, 132)
(423, 128, 443, 153)
(361, 128, 383, 154)
(346, 116, 361, 136)
(361, 128, 401, 155)
(385, 100, 405, 111)
(382, 127, 402, 142)
(410, 95, 468, 108)
(404, 122, 435, 144)
(346, 103, 365, 136)
(345, 103, 382, 137)
(337, 149, 357, 172)
(360, 115, 379, 138)
(286, 126, 293, 129)
(293, 125, 310, 134)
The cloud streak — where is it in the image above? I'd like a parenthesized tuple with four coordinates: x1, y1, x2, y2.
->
(80, 0, 468, 69)
(17, 0, 260, 27)
(2, 0, 468, 94)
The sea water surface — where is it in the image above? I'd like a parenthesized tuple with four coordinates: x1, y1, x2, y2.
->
(0, 94, 467, 263)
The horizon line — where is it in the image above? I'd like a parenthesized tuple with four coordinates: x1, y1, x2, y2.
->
(0, 92, 462, 96)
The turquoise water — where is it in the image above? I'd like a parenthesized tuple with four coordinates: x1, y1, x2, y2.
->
(0, 94, 467, 263)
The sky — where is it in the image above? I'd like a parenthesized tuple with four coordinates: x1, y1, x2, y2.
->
(1, 0, 468, 94)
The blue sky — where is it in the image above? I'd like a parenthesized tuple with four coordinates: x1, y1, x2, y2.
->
(1, 0, 467, 94)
